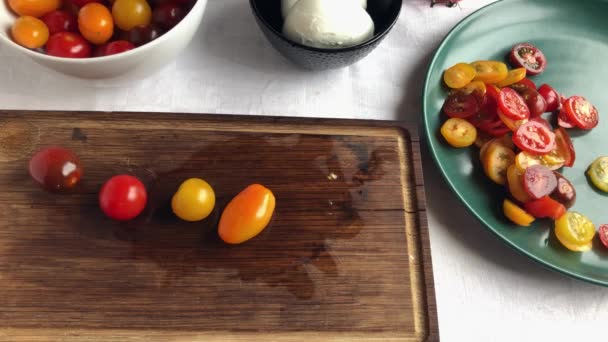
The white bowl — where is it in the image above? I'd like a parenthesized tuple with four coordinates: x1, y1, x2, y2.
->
(0, 0, 207, 79)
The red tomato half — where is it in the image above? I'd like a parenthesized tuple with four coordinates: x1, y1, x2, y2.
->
(99, 175, 147, 221)
(563, 96, 599, 130)
(515, 78, 537, 91)
(523, 196, 566, 220)
(442, 93, 479, 118)
(513, 120, 556, 155)
(599, 224, 608, 249)
(557, 107, 575, 129)
(499, 87, 530, 120)
(538, 84, 561, 113)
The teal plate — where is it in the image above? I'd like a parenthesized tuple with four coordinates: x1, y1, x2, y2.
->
(423, 0, 608, 285)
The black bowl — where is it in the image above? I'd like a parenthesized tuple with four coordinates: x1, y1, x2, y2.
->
(249, 0, 403, 71)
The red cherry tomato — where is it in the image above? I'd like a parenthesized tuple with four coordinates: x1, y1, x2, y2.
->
(442, 93, 479, 119)
(538, 84, 561, 113)
(103, 40, 135, 55)
(513, 120, 556, 155)
(599, 224, 608, 249)
(99, 175, 147, 221)
(523, 164, 557, 200)
(523, 196, 566, 220)
(557, 107, 575, 128)
(41, 10, 77, 35)
(498, 87, 530, 120)
(29, 147, 83, 192)
(46, 32, 92, 58)
(153, 1, 186, 30)
(553, 127, 575, 167)
(509, 43, 547, 75)
(509, 85, 546, 118)
(514, 78, 537, 91)
(563, 96, 599, 130)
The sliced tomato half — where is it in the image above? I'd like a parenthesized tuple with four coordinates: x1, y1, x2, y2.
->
(563, 96, 599, 130)
(498, 87, 530, 120)
(513, 120, 556, 155)
(523, 196, 566, 220)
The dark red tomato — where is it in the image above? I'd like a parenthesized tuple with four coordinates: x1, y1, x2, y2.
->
(72, 0, 103, 7)
(550, 172, 576, 208)
(599, 224, 608, 249)
(118, 24, 163, 46)
(523, 196, 566, 220)
(103, 40, 135, 55)
(475, 116, 510, 137)
(46, 32, 91, 58)
(29, 147, 83, 192)
(509, 43, 547, 75)
(485, 83, 501, 101)
(498, 87, 530, 120)
(99, 175, 147, 221)
(514, 78, 536, 91)
(563, 96, 599, 130)
(92, 43, 107, 57)
(153, 1, 185, 30)
(442, 93, 479, 118)
(41, 10, 77, 35)
(557, 107, 575, 128)
(538, 84, 561, 113)
(523, 164, 557, 200)
(554, 127, 575, 167)
(513, 120, 556, 155)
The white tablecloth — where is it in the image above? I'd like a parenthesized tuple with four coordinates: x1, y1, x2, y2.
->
(1, 0, 606, 341)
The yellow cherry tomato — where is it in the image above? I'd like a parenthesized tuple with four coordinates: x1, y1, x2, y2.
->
(8, 0, 60, 17)
(171, 178, 216, 222)
(11, 16, 49, 49)
(112, 0, 152, 31)
(506, 164, 531, 203)
(481, 139, 515, 185)
(218, 184, 276, 244)
(555, 212, 595, 252)
(440, 118, 477, 148)
(503, 199, 535, 226)
(587, 156, 608, 192)
(495, 68, 527, 88)
(443, 63, 477, 89)
(471, 60, 509, 84)
(515, 151, 564, 172)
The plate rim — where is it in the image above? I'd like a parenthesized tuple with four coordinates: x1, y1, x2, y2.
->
(421, 0, 608, 287)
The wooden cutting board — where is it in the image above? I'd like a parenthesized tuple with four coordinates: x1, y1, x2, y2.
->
(0, 111, 438, 342)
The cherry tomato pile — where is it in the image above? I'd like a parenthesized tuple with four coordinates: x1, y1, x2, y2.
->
(439, 42, 607, 252)
(28, 147, 275, 245)
(7, 0, 195, 58)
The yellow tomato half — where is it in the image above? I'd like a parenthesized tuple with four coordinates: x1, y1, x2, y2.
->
(443, 63, 476, 89)
(503, 199, 535, 227)
(440, 118, 477, 148)
(471, 60, 508, 84)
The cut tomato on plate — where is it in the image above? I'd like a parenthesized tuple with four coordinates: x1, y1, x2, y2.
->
(471, 60, 508, 84)
(555, 212, 595, 252)
(553, 127, 575, 167)
(509, 43, 547, 75)
(599, 224, 608, 250)
(444, 63, 477, 89)
(507, 164, 531, 203)
(557, 107, 575, 128)
(495, 68, 526, 88)
(481, 138, 515, 185)
(442, 93, 480, 118)
(513, 120, 556, 155)
(514, 78, 537, 91)
(523, 164, 557, 200)
(550, 172, 576, 209)
(498, 87, 530, 120)
(523, 196, 566, 220)
(503, 199, 535, 226)
(538, 83, 561, 113)
(440, 118, 477, 148)
(563, 96, 599, 130)
(498, 108, 526, 131)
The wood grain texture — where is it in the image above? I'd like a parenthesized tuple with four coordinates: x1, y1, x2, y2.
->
(0, 111, 437, 341)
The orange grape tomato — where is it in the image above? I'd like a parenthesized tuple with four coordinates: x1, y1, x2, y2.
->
(8, 0, 60, 18)
(78, 3, 114, 45)
(11, 16, 49, 49)
(218, 184, 276, 245)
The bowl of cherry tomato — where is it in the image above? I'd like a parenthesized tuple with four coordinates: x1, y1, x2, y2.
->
(0, 0, 207, 78)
